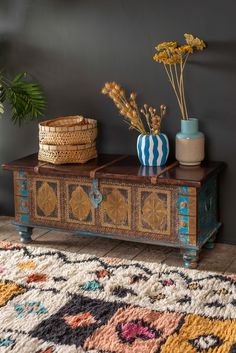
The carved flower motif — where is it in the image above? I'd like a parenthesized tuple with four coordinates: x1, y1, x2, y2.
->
(103, 189, 127, 225)
(37, 182, 57, 217)
(70, 186, 92, 221)
(142, 193, 167, 231)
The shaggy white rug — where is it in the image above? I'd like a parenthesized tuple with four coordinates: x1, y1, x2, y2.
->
(0, 241, 236, 353)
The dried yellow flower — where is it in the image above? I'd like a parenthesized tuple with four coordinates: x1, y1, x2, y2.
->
(130, 93, 136, 100)
(184, 33, 206, 51)
(156, 41, 177, 51)
(153, 34, 206, 120)
(153, 51, 169, 64)
(165, 54, 182, 65)
(175, 45, 193, 55)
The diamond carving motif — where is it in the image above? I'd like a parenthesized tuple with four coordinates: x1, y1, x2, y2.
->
(142, 193, 167, 230)
(70, 186, 92, 221)
(103, 189, 127, 225)
(37, 182, 57, 217)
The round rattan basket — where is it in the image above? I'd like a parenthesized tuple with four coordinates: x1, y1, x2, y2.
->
(38, 142, 97, 165)
(39, 116, 97, 145)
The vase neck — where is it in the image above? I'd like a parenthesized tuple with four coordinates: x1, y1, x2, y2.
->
(181, 118, 199, 134)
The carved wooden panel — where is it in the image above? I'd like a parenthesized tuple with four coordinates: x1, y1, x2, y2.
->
(65, 181, 95, 225)
(137, 187, 171, 235)
(31, 178, 61, 222)
(99, 183, 131, 230)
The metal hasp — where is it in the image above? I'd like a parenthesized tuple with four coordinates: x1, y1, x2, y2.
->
(89, 178, 103, 208)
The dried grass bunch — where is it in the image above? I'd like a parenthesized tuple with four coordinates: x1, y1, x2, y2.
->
(102, 82, 166, 135)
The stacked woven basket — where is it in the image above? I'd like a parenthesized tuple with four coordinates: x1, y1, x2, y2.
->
(38, 116, 97, 164)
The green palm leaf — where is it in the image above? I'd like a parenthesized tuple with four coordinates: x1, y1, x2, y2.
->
(0, 72, 46, 125)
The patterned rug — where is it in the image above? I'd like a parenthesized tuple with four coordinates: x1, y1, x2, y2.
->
(0, 241, 236, 353)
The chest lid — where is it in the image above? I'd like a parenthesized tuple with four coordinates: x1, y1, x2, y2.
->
(2, 153, 225, 188)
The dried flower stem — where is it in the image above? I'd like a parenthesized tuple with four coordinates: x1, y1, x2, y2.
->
(164, 64, 185, 119)
(102, 82, 166, 135)
(153, 34, 206, 120)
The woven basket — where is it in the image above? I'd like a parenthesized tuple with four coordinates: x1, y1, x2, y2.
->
(39, 116, 97, 145)
(38, 142, 97, 164)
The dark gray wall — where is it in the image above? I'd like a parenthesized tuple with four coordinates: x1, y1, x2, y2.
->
(0, 0, 235, 243)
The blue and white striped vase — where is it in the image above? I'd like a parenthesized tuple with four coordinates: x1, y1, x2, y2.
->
(137, 133, 169, 167)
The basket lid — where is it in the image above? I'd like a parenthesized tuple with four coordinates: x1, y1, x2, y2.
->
(39, 116, 97, 132)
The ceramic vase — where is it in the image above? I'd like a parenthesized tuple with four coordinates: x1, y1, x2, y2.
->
(176, 118, 205, 166)
(137, 133, 169, 166)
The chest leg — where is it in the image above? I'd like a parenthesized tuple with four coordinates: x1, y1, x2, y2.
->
(16, 225, 33, 243)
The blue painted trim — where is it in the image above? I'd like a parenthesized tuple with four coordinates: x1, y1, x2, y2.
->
(178, 185, 190, 246)
(19, 197, 29, 213)
(178, 195, 189, 215)
(179, 186, 188, 195)
(19, 170, 27, 179)
(179, 215, 189, 233)
(20, 214, 30, 224)
(19, 180, 28, 197)
(178, 214, 189, 245)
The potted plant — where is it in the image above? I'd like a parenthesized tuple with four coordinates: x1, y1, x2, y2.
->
(102, 82, 168, 166)
(153, 34, 206, 166)
(0, 72, 46, 125)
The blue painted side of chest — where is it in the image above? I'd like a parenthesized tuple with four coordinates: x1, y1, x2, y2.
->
(198, 176, 218, 245)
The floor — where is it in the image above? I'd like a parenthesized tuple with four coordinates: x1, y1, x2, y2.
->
(0, 216, 236, 274)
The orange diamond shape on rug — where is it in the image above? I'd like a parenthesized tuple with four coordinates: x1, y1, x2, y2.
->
(27, 273, 48, 283)
(64, 312, 97, 329)
(18, 260, 36, 270)
(0, 281, 26, 306)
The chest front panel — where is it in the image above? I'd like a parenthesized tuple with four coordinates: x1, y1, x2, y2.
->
(24, 174, 184, 242)
(12, 171, 204, 247)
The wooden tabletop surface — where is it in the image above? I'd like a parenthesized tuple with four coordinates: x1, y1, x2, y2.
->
(2, 153, 225, 187)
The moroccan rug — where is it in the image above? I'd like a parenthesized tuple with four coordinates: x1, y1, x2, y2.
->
(0, 241, 236, 353)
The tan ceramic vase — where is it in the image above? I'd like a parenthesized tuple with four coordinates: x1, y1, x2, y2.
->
(176, 118, 205, 166)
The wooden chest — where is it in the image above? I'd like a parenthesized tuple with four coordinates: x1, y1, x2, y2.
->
(3, 154, 224, 268)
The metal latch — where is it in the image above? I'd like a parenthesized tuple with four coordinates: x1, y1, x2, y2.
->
(89, 179, 102, 208)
